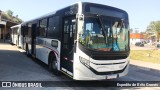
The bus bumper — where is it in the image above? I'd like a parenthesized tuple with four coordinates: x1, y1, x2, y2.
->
(73, 61, 129, 80)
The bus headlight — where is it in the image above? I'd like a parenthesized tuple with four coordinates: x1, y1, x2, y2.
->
(79, 56, 90, 68)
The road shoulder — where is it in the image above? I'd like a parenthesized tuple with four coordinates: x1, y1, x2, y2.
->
(130, 59, 160, 72)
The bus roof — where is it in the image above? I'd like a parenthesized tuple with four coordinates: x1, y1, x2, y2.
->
(22, 2, 128, 24)
(82, 2, 127, 13)
(21, 2, 79, 24)
(10, 24, 21, 28)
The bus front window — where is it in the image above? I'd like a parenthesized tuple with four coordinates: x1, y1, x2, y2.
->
(79, 16, 129, 52)
(111, 19, 129, 51)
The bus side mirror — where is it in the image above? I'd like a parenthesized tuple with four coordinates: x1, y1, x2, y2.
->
(51, 40, 58, 48)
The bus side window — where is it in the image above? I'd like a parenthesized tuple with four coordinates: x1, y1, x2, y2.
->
(39, 18, 47, 37)
(47, 16, 59, 38)
(28, 23, 32, 37)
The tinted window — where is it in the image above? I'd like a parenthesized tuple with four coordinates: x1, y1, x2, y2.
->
(47, 16, 59, 38)
(22, 25, 28, 36)
(39, 18, 47, 37)
(28, 23, 32, 37)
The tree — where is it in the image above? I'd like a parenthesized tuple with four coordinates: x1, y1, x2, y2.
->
(16, 15, 18, 18)
(2, 10, 22, 23)
(6, 10, 13, 16)
(147, 21, 160, 43)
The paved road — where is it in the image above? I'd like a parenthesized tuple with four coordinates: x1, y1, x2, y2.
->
(0, 43, 160, 90)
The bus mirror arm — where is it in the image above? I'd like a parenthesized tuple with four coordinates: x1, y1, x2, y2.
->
(73, 40, 77, 53)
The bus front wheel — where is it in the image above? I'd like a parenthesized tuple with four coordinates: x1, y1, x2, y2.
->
(49, 53, 59, 75)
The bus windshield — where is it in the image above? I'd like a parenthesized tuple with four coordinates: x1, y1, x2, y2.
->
(79, 15, 129, 51)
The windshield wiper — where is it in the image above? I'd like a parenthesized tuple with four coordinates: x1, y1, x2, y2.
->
(97, 15, 108, 44)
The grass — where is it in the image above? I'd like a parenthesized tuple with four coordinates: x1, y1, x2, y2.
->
(130, 49, 160, 64)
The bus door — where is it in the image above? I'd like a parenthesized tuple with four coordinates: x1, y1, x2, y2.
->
(31, 24, 36, 56)
(61, 16, 76, 75)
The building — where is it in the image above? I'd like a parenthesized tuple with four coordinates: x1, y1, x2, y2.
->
(145, 31, 156, 44)
(130, 33, 144, 45)
(0, 10, 18, 42)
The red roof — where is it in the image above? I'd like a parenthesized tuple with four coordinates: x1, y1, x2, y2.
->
(130, 33, 144, 39)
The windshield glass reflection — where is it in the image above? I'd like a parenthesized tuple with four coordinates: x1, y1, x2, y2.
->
(79, 16, 129, 51)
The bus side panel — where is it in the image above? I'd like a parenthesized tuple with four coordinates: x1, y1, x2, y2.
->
(18, 27, 23, 48)
(36, 37, 61, 70)
(27, 37, 32, 54)
(14, 35, 18, 45)
(36, 37, 48, 64)
(11, 29, 14, 44)
(18, 35, 23, 48)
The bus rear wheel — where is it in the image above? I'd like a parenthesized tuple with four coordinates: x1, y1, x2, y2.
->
(49, 54, 59, 75)
(26, 45, 29, 57)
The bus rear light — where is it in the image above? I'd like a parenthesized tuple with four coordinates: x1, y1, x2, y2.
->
(79, 56, 90, 68)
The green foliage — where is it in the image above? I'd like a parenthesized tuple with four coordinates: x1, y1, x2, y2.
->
(7, 10, 13, 16)
(147, 21, 160, 33)
(146, 21, 160, 41)
(1, 10, 23, 23)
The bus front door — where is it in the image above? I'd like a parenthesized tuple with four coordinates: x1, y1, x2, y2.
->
(61, 16, 76, 76)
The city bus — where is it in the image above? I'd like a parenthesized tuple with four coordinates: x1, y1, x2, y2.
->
(21, 2, 130, 80)
(10, 24, 23, 48)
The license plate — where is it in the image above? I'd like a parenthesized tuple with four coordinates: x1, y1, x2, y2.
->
(106, 74, 117, 79)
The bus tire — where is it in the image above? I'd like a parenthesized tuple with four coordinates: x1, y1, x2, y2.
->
(49, 53, 59, 75)
(26, 45, 29, 57)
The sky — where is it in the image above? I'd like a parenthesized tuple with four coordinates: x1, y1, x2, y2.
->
(1, 0, 160, 32)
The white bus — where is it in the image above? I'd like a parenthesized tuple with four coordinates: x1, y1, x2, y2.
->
(22, 2, 130, 80)
(10, 24, 23, 48)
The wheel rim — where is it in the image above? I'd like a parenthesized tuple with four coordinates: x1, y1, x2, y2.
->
(52, 60, 57, 70)
(50, 55, 58, 70)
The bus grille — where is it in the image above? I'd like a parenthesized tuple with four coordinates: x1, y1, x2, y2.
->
(91, 55, 128, 60)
